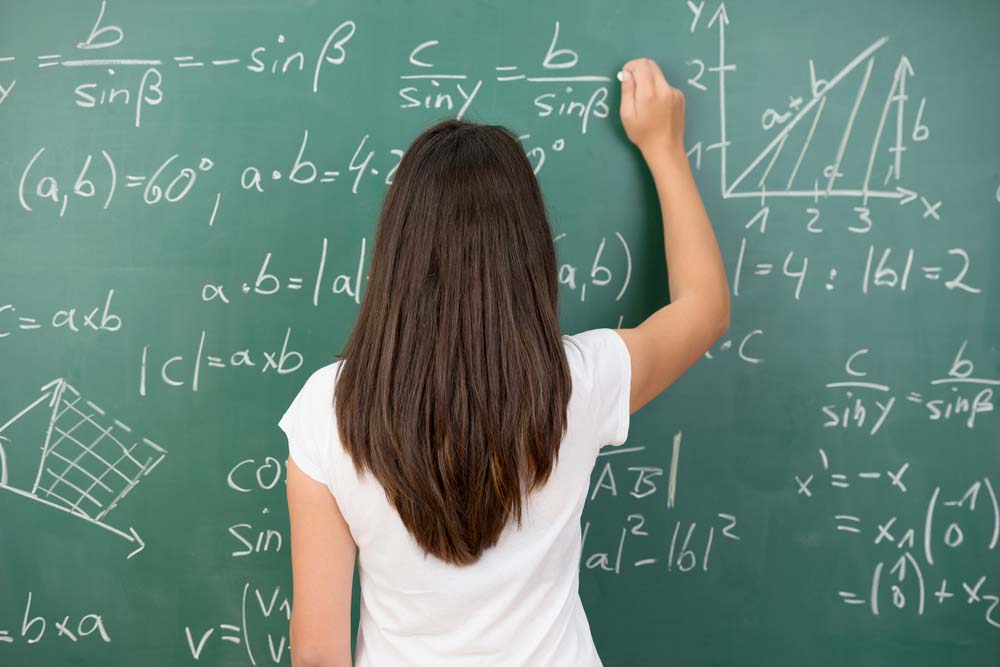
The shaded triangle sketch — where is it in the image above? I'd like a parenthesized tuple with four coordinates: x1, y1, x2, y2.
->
(718, 31, 919, 205)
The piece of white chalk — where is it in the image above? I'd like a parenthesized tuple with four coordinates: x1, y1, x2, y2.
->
(616, 70, 625, 82)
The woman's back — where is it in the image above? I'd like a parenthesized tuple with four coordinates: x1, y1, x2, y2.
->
(279, 328, 631, 665)
(282, 58, 730, 667)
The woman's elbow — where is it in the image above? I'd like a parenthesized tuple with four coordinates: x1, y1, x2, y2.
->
(711, 292, 731, 338)
(290, 634, 352, 667)
(716, 307, 731, 336)
(291, 645, 351, 667)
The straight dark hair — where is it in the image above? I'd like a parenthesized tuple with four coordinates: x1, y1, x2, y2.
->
(333, 117, 572, 566)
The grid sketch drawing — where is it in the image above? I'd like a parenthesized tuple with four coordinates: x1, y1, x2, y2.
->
(1, 378, 167, 527)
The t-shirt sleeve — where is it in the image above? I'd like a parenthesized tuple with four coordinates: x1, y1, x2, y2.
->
(564, 328, 632, 447)
(277, 367, 333, 486)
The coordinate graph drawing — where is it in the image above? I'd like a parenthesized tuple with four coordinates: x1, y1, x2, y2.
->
(711, 7, 931, 209)
(0, 378, 165, 558)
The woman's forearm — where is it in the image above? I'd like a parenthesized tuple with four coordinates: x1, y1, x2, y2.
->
(642, 145, 730, 322)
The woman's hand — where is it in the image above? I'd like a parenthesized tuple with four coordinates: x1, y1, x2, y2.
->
(618, 57, 686, 158)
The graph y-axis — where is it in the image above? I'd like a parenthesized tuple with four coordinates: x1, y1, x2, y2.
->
(708, 4, 733, 198)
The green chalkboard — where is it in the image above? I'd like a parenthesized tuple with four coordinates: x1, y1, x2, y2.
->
(2, 0, 998, 665)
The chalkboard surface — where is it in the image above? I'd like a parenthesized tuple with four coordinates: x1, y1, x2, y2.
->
(2, 1, 998, 665)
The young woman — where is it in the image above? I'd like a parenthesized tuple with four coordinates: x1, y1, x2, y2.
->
(279, 57, 730, 666)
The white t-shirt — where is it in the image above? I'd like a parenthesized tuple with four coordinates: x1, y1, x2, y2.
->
(278, 327, 632, 666)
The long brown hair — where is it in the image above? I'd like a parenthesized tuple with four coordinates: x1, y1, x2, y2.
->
(333, 117, 572, 565)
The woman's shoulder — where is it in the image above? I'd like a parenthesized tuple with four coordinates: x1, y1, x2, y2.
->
(561, 328, 630, 375)
(294, 359, 343, 404)
(279, 359, 346, 443)
(277, 360, 345, 485)
(560, 328, 632, 447)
